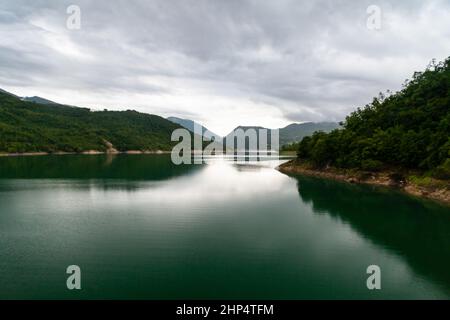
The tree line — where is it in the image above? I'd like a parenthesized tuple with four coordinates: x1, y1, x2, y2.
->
(296, 57, 450, 179)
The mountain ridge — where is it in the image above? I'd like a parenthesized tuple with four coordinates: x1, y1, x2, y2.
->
(21, 96, 57, 105)
(0, 88, 341, 153)
(167, 116, 221, 140)
(223, 122, 340, 146)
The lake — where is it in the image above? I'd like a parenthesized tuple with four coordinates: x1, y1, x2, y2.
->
(0, 154, 449, 299)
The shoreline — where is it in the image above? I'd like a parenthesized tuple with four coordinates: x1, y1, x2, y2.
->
(0, 150, 172, 157)
(277, 159, 450, 206)
(0, 150, 294, 157)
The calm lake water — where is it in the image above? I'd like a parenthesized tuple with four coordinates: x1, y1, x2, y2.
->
(0, 154, 449, 299)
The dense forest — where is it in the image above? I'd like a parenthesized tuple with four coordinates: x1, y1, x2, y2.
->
(0, 90, 182, 153)
(296, 57, 450, 179)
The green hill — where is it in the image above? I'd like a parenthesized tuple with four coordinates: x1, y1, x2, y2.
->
(296, 57, 450, 179)
(0, 90, 182, 153)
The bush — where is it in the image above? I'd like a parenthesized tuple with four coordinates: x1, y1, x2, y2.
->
(361, 159, 383, 172)
(432, 158, 450, 180)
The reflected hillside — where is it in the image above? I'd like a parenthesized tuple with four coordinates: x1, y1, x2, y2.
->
(0, 154, 201, 181)
(292, 174, 450, 294)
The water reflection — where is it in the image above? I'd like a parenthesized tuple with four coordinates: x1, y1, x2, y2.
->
(292, 174, 450, 295)
(0, 154, 201, 181)
(0, 154, 204, 191)
(1, 155, 449, 299)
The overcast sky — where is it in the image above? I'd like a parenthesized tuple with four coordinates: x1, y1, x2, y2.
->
(1, 0, 449, 135)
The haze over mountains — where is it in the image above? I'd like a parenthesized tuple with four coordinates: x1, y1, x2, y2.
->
(21, 96, 57, 105)
(169, 117, 339, 146)
(167, 117, 221, 141)
(0, 89, 58, 105)
(278, 122, 341, 146)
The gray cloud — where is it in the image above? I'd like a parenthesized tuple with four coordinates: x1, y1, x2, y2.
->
(0, 0, 449, 134)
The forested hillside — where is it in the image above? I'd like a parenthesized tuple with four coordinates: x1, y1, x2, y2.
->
(0, 90, 181, 153)
(296, 57, 450, 179)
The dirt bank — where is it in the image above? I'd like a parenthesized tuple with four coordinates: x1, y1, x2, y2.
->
(278, 159, 450, 206)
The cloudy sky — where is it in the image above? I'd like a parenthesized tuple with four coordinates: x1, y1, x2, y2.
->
(0, 0, 449, 135)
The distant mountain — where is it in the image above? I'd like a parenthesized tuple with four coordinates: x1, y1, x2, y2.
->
(223, 126, 274, 150)
(228, 126, 267, 132)
(0, 89, 58, 105)
(0, 89, 184, 153)
(223, 123, 340, 148)
(167, 116, 221, 140)
(0, 88, 19, 98)
(0, 87, 339, 153)
(21, 96, 57, 105)
(279, 122, 340, 146)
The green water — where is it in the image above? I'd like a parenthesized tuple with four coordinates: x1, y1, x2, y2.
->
(0, 154, 449, 299)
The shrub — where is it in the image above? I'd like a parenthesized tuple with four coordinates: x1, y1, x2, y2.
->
(432, 158, 450, 180)
(361, 159, 384, 172)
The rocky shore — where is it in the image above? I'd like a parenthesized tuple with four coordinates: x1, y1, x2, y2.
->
(278, 159, 450, 206)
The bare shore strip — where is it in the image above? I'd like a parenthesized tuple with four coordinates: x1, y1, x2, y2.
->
(278, 159, 450, 206)
(0, 150, 171, 157)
